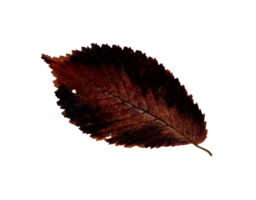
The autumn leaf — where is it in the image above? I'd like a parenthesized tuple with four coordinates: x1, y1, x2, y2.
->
(42, 44, 212, 156)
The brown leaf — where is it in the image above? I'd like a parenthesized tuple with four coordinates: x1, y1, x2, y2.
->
(42, 44, 212, 156)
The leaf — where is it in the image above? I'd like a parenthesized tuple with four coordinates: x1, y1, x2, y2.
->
(42, 44, 212, 156)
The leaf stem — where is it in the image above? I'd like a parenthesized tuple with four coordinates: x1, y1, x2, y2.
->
(193, 145, 213, 158)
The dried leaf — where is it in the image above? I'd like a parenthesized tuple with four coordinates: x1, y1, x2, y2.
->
(42, 44, 212, 156)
